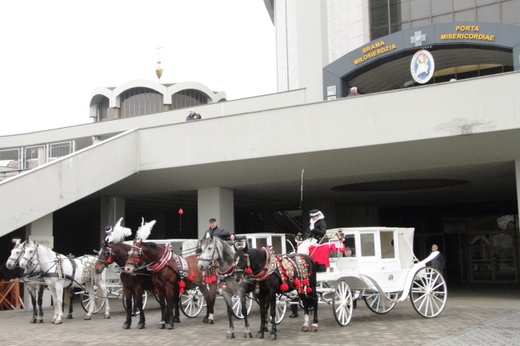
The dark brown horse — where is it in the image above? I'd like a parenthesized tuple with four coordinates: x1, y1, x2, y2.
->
(123, 240, 217, 330)
(235, 242, 319, 339)
(95, 242, 154, 329)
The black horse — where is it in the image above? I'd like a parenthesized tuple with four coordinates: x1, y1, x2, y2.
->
(95, 242, 154, 329)
(234, 242, 319, 339)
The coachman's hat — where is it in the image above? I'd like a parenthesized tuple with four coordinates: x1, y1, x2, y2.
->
(309, 209, 320, 217)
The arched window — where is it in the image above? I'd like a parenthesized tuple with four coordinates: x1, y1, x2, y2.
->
(120, 87, 163, 118)
(171, 89, 209, 110)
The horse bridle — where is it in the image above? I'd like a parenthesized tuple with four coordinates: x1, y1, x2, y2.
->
(96, 243, 114, 267)
(20, 243, 39, 268)
(198, 237, 219, 265)
(125, 243, 145, 269)
(7, 243, 25, 268)
(199, 237, 244, 280)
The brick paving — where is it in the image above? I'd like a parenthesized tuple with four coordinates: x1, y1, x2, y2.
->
(1, 284, 519, 346)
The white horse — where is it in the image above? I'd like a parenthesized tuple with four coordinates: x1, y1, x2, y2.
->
(19, 239, 110, 324)
(6, 240, 82, 322)
(6, 240, 47, 323)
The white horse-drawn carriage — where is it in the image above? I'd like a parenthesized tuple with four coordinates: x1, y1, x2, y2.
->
(233, 227, 447, 326)
(291, 227, 446, 325)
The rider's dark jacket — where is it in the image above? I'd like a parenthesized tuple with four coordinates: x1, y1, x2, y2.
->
(303, 218, 327, 241)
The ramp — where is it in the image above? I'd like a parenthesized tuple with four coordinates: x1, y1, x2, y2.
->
(0, 130, 139, 237)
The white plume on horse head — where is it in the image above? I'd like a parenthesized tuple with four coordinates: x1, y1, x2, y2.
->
(136, 218, 156, 241)
(111, 217, 132, 244)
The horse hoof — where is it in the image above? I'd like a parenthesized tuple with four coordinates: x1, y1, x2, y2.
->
(122, 323, 131, 329)
(301, 326, 309, 332)
(84, 316, 91, 320)
(38, 320, 44, 324)
(311, 325, 318, 332)
(66, 315, 73, 319)
(226, 333, 235, 339)
(244, 333, 252, 338)
(30, 318, 37, 324)
(54, 320, 63, 325)
(137, 323, 145, 329)
(270, 333, 277, 340)
(166, 323, 174, 330)
(104, 314, 111, 319)
(256, 332, 265, 339)
(158, 324, 165, 329)
(202, 317, 209, 324)
(208, 319, 214, 325)
(174, 317, 181, 323)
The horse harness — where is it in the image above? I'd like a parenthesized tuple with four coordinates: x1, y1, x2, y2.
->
(134, 244, 191, 284)
(243, 247, 313, 294)
(23, 243, 84, 288)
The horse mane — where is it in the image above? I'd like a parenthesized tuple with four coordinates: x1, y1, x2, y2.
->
(237, 246, 266, 271)
(142, 241, 160, 250)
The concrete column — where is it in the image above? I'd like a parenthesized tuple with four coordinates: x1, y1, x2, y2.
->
(25, 214, 54, 308)
(515, 161, 520, 265)
(516, 161, 520, 218)
(100, 196, 126, 241)
(197, 187, 234, 238)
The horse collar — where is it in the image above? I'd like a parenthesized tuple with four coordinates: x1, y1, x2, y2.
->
(147, 245, 172, 273)
(248, 247, 276, 282)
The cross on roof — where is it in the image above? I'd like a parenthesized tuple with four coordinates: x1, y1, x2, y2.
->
(410, 31, 426, 47)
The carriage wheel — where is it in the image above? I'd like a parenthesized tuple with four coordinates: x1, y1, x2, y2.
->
(232, 291, 254, 319)
(274, 293, 287, 324)
(332, 279, 354, 326)
(364, 291, 397, 314)
(121, 291, 149, 315)
(80, 287, 105, 314)
(180, 287, 205, 318)
(410, 267, 447, 318)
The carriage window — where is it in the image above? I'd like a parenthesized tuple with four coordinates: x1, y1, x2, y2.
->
(380, 231, 395, 259)
(271, 236, 283, 254)
(255, 238, 268, 250)
(344, 235, 356, 257)
(360, 233, 375, 256)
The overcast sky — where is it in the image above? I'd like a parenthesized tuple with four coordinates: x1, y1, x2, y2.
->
(0, 0, 277, 136)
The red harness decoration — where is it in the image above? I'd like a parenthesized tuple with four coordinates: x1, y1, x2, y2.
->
(147, 245, 172, 273)
(276, 255, 312, 294)
(204, 266, 218, 284)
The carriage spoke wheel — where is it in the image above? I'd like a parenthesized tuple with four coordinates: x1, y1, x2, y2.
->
(121, 291, 149, 315)
(80, 286, 105, 314)
(274, 293, 287, 324)
(364, 291, 397, 314)
(332, 279, 353, 326)
(410, 267, 447, 318)
(232, 291, 254, 319)
(180, 287, 205, 318)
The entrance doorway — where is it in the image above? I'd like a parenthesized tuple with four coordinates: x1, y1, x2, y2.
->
(470, 232, 517, 282)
